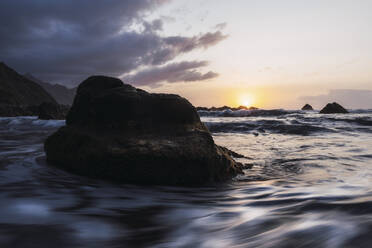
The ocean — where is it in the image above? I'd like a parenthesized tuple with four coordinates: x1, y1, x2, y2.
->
(0, 109, 372, 247)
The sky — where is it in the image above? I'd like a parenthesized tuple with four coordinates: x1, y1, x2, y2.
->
(1, 0, 372, 109)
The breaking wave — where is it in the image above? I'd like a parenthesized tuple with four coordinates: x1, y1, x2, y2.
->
(198, 109, 295, 117)
(202, 111, 372, 135)
(0, 116, 65, 129)
(205, 121, 333, 135)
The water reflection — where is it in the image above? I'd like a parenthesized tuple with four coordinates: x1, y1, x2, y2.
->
(15, 202, 50, 217)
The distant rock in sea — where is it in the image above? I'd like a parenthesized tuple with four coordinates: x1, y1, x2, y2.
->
(210, 105, 231, 111)
(302, 104, 314, 111)
(320, 102, 348, 114)
(45, 76, 243, 186)
(196, 106, 209, 111)
(24, 73, 76, 106)
(236, 105, 259, 110)
(197, 106, 259, 111)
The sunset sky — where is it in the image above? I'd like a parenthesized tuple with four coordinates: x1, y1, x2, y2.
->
(1, 0, 372, 109)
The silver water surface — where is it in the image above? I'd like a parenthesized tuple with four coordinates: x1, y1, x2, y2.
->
(0, 112, 372, 247)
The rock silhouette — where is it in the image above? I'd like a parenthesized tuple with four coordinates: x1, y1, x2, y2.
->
(0, 62, 56, 107)
(45, 76, 243, 185)
(24, 73, 76, 106)
(302, 104, 314, 111)
(320, 102, 348, 114)
(0, 63, 57, 117)
(197, 106, 259, 111)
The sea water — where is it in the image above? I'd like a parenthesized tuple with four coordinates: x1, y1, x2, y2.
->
(0, 110, 372, 247)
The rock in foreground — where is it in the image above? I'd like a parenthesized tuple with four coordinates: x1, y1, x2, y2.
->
(45, 76, 243, 185)
(301, 104, 313, 111)
(320, 102, 348, 114)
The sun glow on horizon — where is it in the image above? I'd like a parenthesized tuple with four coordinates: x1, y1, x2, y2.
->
(239, 93, 255, 107)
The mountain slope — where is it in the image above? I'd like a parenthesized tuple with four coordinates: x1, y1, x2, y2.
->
(24, 73, 76, 105)
(0, 62, 56, 106)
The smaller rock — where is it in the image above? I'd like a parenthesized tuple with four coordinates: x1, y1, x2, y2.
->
(196, 106, 259, 111)
(212, 106, 230, 111)
(319, 102, 348, 114)
(196, 107, 209, 111)
(38, 102, 70, 120)
(302, 104, 313, 111)
(234, 106, 258, 111)
(237, 105, 248, 110)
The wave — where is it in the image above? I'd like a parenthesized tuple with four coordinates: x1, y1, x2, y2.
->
(0, 116, 65, 128)
(349, 109, 372, 114)
(205, 120, 333, 135)
(199, 108, 372, 118)
(323, 117, 372, 126)
(198, 109, 295, 117)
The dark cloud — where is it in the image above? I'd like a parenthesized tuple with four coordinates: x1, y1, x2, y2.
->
(151, 31, 227, 65)
(300, 89, 372, 109)
(143, 19, 164, 32)
(123, 61, 218, 86)
(0, 0, 226, 86)
(164, 31, 227, 52)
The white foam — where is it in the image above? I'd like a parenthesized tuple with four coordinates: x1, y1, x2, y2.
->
(31, 119, 65, 127)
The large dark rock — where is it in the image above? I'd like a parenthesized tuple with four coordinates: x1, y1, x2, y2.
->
(301, 104, 313, 111)
(38, 102, 70, 120)
(45, 76, 243, 185)
(320, 102, 348, 114)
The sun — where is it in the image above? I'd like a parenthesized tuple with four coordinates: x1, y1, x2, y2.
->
(242, 98, 253, 107)
(239, 94, 254, 107)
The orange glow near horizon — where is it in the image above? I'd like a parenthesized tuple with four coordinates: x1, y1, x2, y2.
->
(237, 93, 255, 108)
(227, 88, 269, 109)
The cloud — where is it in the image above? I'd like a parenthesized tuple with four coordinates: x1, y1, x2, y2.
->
(300, 89, 372, 109)
(214, 22, 227, 30)
(123, 61, 218, 86)
(0, 0, 226, 86)
(151, 31, 227, 65)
